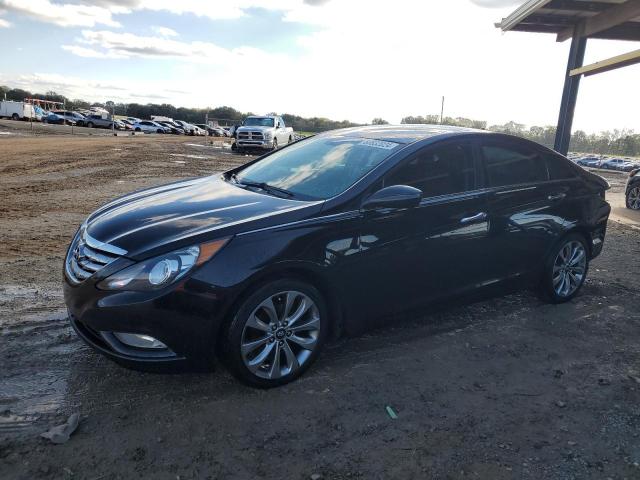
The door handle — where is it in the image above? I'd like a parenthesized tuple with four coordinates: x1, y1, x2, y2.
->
(548, 193, 566, 201)
(460, 212, 487, 224)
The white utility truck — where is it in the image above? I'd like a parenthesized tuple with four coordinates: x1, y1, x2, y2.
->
(0, 101, 36, 120)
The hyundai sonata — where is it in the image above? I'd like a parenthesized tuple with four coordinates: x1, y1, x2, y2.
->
(64, 125, 610, 387)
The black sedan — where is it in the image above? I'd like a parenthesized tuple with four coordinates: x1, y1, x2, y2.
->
(63, 125, 610, 387)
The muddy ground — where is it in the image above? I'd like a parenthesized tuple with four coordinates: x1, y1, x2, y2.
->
(1, 128, 640, 479)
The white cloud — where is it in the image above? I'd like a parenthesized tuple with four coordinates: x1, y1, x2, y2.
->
(0, 0, 122, 27)
(151, 25, 178, 37)
(0, 17, 10, 27)
(2, 0, 638, 134)
(61, 44, 126, 59)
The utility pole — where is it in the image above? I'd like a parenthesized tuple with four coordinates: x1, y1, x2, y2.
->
(440, 96, 445, 124)
(111, 102, 115, 136)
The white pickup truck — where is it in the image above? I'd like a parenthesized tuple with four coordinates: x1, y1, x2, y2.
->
(235, 115, 294, 151)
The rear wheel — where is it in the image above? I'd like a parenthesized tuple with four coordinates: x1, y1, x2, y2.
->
(87, 122, 94, 128)
(540, 233, 589, 303)
(222, 279, 327, 388)
(626, 185, 640, 210)
(11, 113, 19, 121)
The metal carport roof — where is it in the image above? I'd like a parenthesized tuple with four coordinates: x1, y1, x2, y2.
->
(496, 0, 640, 154)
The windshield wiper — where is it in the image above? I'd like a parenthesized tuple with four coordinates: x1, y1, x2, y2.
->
(229, 174, 294, 198)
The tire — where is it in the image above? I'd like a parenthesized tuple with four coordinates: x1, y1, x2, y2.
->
(135, 127, 141, 132)
(157, 129, 163, 134)
(626, 185, 640, 210)
(539, 233, 589, 304)
(222, 279, 328, 388)
(288, 135, 293, 144)
(87, 122, 94, 128)
(11, 113, 19, 121)
(272, 138, 278, 151)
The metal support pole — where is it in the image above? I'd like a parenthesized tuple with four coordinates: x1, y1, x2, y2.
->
(554, 28, 587, 155)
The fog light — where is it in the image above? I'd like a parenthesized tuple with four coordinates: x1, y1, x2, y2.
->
(113, 332, 167, 349)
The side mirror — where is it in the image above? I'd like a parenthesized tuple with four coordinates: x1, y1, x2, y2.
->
(362, 185, 422, 212)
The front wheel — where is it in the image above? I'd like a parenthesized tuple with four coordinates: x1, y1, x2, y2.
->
(627, 185, 640, 210)
(222, 279, 327, 388)
(272, 137, 278, 151)
(11, 113, 19, 121)
(540, 234, 589, 303)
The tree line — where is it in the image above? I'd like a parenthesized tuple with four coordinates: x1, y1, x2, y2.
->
(1, 86, 638, 156)
(397, 115, 640, 157)
(0, 86, 358, 133)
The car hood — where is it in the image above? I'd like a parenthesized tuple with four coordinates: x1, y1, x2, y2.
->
(237, 125, 274, 132)
(85, 176, 322, 259)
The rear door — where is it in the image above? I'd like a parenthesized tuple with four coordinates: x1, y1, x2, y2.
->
(478, 138, 558, 281)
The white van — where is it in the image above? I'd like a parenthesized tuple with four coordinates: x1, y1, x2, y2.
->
(0, 101, 36, 120)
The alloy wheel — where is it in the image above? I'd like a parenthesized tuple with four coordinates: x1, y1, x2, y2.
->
(552, 240, 587, 297)
(240, 290, 320, 380)
(628, 186, 640, 210)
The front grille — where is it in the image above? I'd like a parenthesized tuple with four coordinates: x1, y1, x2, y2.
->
(65, 228, 126, 284)
(238, 131, 264, 140)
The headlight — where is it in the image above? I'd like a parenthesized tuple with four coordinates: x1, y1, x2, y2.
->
(97, 238, 229, 291)
(263, 131, 273, 140)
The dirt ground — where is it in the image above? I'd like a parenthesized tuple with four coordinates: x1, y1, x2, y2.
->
(1, 128, 640, 480)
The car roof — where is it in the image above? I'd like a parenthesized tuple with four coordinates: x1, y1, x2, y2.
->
(318, 124, 489, 144)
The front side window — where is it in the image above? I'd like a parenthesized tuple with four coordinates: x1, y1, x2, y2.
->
(384, 143, 476, 197)
(546, 153, 577, 180)
(481, 143, 547, 187)
(234, 136, 400, 200)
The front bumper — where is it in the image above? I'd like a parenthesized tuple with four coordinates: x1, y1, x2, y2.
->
(63, 274, 227, 371)
(236, 139, 274, 149)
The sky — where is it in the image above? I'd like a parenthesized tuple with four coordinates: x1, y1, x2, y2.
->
(0, 0, 638, 133)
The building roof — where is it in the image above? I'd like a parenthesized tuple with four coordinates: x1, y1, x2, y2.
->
(496, 0, 640, 42)
(325, 125, 487, 144)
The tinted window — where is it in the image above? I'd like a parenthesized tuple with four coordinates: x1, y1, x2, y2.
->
(235, 136, 399, 200)
(546, 154, 577, 180)
(481, 143, 547, 187)
(384, 143, 475, 197)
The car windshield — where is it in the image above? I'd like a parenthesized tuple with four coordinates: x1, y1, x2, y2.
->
(233, 136, 401, 200)
(244, 117, 275, 127)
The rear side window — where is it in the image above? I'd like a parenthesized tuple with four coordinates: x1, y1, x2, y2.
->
(385, 143, 475, 197)
(481, 143, 547, 187)
(546, 153, 577, 180)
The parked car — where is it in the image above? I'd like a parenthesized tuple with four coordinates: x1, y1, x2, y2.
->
(63, 125, 610, 388)
(576, 157, 602, 168)
(156, 121, 185, 135)
(173, 120, 198, 135)
(84, 114, 124, 130)
(626, 168, 640, 210)
(132, 121, 170, 134)
(52, 110, 87, 126)
(235, 115, 294, 151)
(0, 100, 36, 120)
(44, 112, 75, 125)
(600, 158, 636, 171)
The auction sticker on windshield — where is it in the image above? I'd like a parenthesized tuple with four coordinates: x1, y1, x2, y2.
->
(359, 139, 398, 150)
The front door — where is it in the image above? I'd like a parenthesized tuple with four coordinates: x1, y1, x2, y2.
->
(348, 140, 493, 320)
